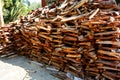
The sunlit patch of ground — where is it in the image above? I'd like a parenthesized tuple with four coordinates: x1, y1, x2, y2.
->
(0, 55, 60, 80)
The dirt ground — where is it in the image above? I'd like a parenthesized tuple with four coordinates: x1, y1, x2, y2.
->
(0, 55, 61, 80)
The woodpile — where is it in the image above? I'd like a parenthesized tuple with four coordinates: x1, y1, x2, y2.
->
(81, 10, 120, 79)
(1, 0, 120, 79)
(0, 26, 12, 55)
(0, 29, 5, 52)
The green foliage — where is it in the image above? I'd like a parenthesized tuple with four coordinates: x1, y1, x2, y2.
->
(30, 2, 41, 10)
(3, 0, 31, 23)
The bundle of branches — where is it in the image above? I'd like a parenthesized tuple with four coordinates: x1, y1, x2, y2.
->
(1, 0, 120, 79)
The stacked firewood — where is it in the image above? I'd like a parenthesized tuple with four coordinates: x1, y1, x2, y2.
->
(0, 29, 4, 51)
(0, 0, 120, 79)
(0, 26, 12, 55)
(81, 10, 120, 79)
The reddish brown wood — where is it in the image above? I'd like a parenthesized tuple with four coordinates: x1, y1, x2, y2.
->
(42, 0, 46, 7)
(0, 0, 120, 79)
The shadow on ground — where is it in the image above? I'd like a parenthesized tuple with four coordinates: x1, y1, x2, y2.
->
(0, 55, 61, 80)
